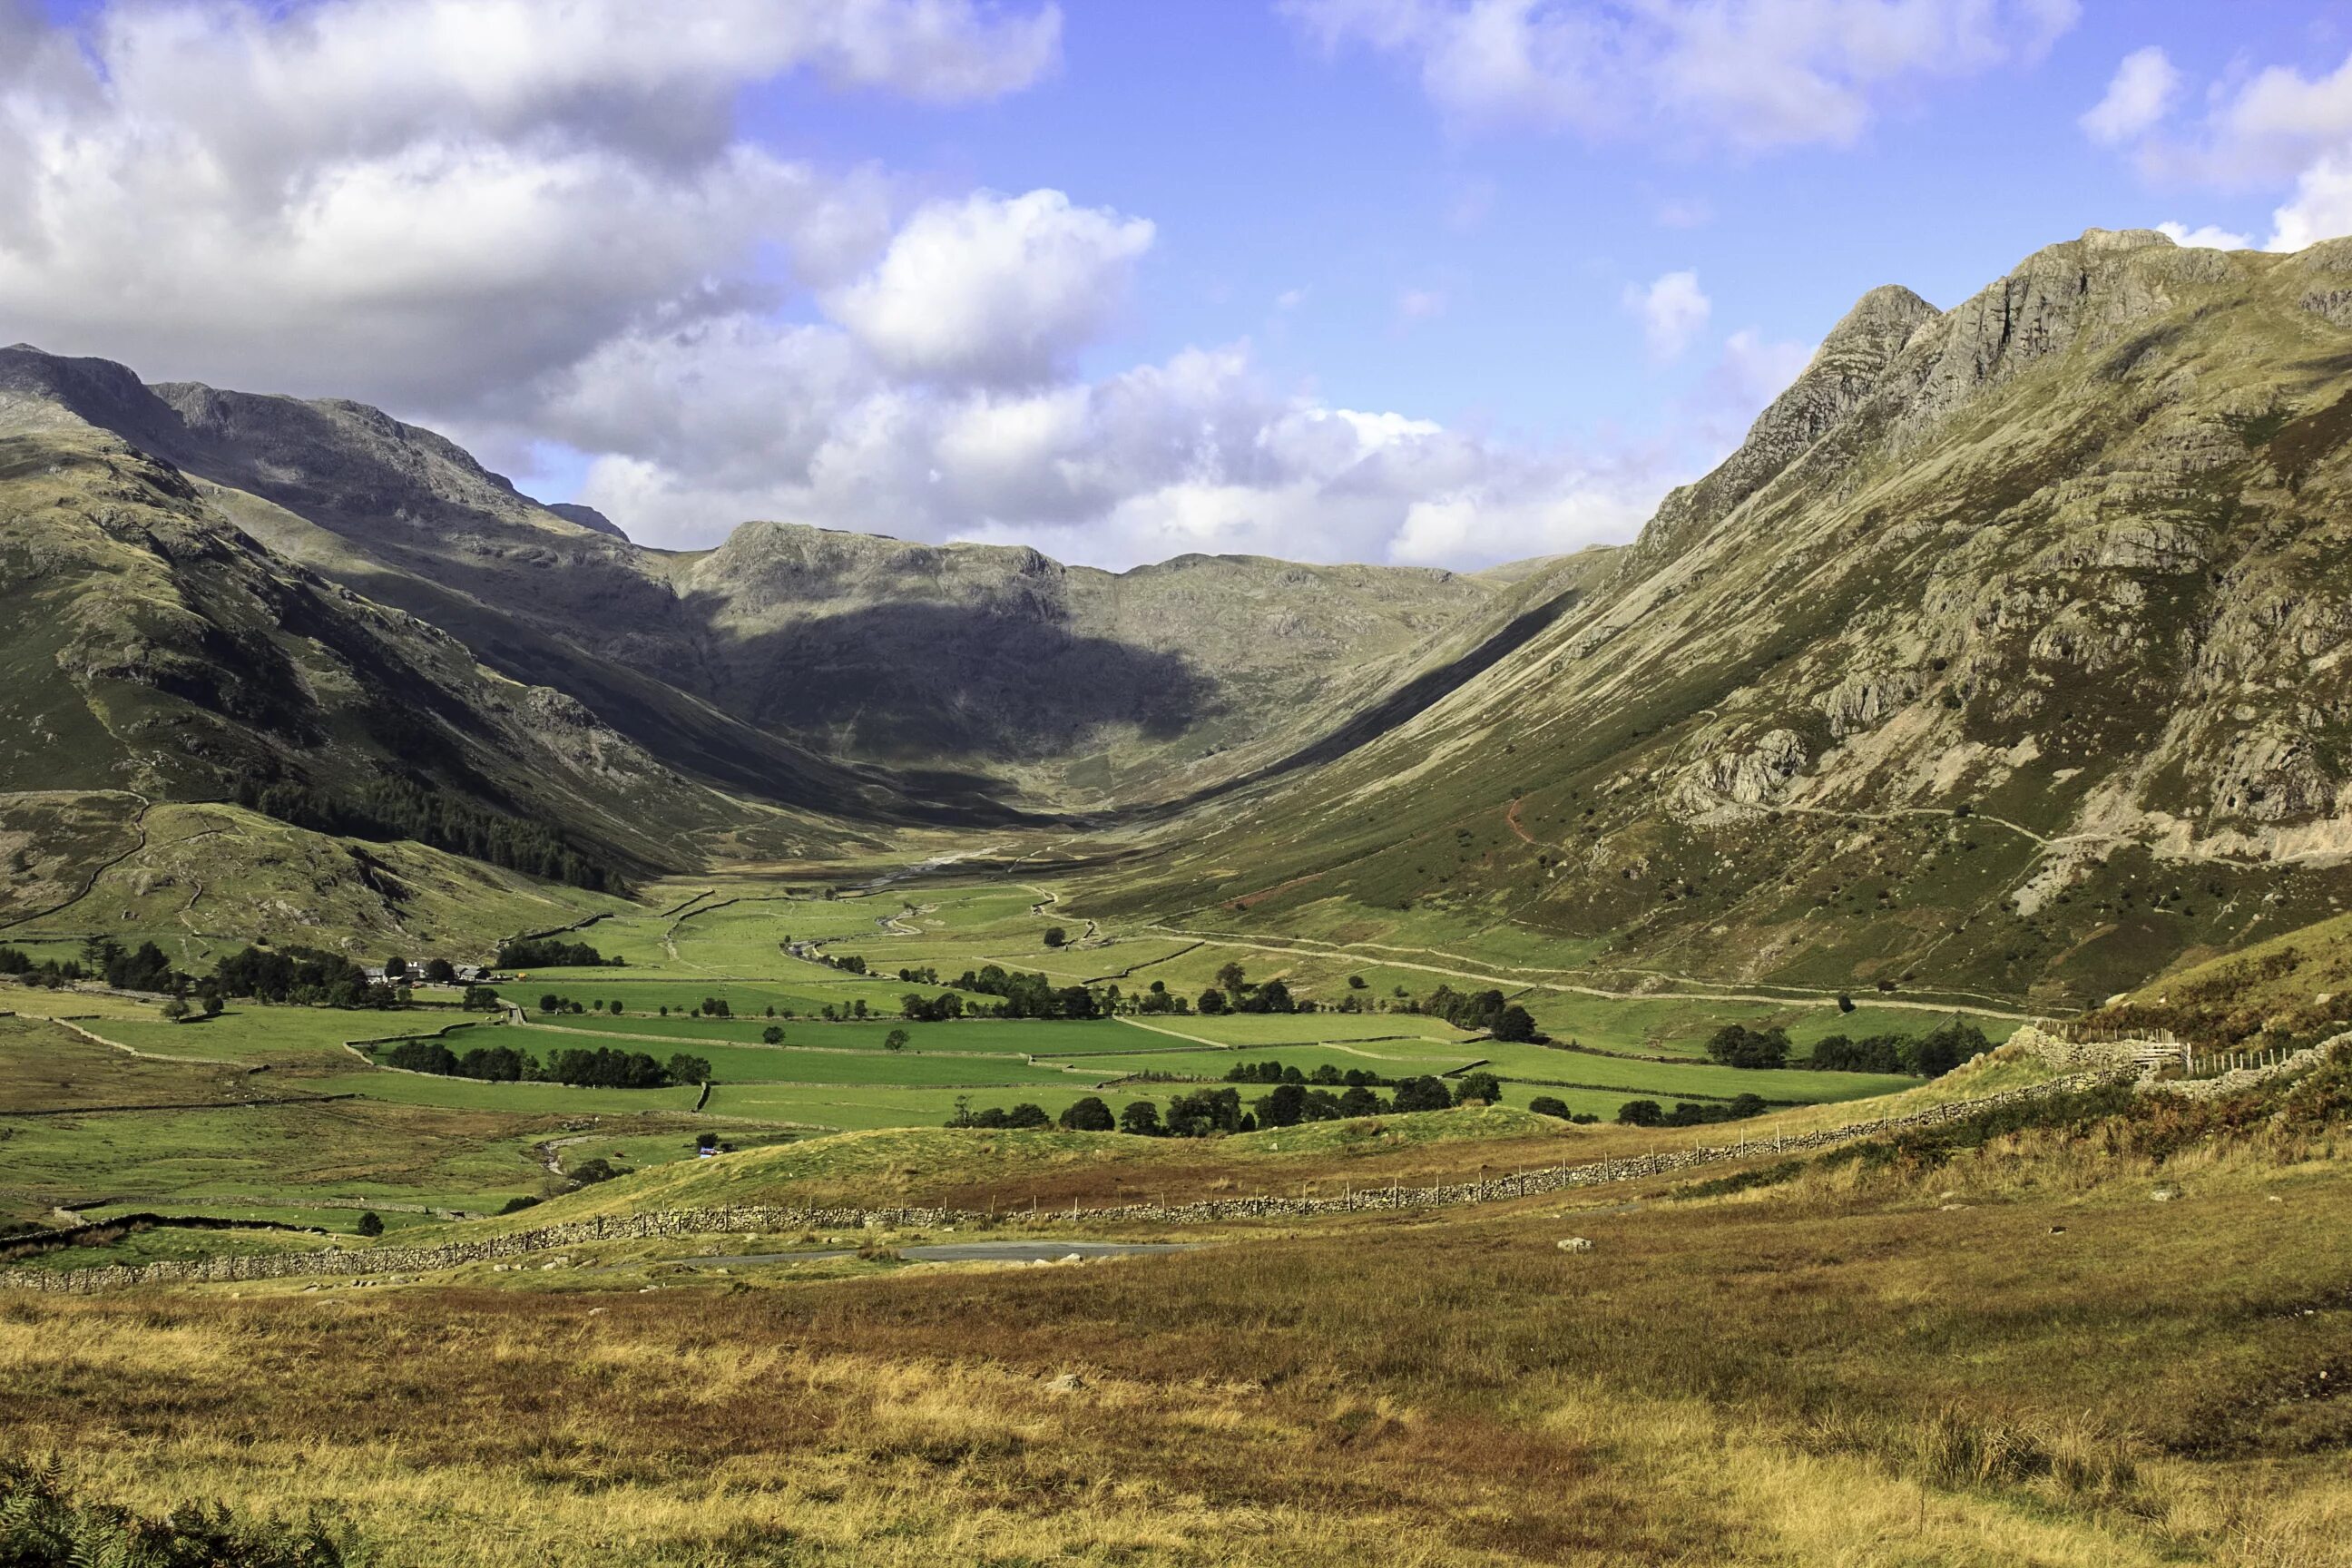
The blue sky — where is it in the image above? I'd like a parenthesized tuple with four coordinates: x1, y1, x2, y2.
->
(793, 1, 2335, 442)
(3, 1, 2350, 567)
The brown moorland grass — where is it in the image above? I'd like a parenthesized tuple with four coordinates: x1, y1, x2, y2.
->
(1, 1134, 2346, 1567)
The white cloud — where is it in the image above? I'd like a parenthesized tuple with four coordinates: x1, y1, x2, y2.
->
(1623, 270, 1711, 363)
(2080, 46, 2178, 146)
(0, 0, 1054, 406)
(1284, 0, 2079, 152)
(2154, 220, 2252, 251)
(2268, 153, 2352, 254)
(823, 189, 1154, 385)
(1396, 287, 1448, 321)
(2086, 44, 2352, 254)
(0, 0, 1703, 574)
(558, 325, 1683, 570)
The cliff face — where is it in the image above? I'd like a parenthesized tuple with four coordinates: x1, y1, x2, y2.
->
(1084, 230, 2352, 1009)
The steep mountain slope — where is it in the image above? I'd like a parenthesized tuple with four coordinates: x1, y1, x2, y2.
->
(0, 411, 747, 887)
(0, 345, 1545, 810)
(0, 347, 947, 822)
(1082, 230, 2352, 1009)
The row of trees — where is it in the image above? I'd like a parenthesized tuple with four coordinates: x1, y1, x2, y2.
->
(1705, 1020, 1994, 1076)
(950, 1070, 1508, 1138)
(495, 937, 618, 969)
(1616, 1093, 1770, 1127)
(381, 1038, 710, 1088)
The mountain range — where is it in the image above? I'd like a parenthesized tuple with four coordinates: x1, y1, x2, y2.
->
(7, 225, 2352, 1005)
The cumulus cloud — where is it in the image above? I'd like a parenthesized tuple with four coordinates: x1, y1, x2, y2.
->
(2269, 154, 2352, 254)
(1623, 270, 1711, 363)
(1283, 0, 2078, 152)
(2085, 44, 2352, 253)
(2080, 45, 2178, 146)
(0, 0, 1770, 574)
(823, 189, 1153, 384)
(0, 0, 1053, 404)
(557, 326, 1690, 570)
(2154, 220, 2252, 251)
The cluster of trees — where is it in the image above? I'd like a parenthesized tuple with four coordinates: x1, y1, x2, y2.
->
(234, 776, 622, 893)
(951, 965, 1100, 1020)
(1616, 1093, 1770, 1127)
(383, 1038, 710, 1088)
(0, 946, 81, 989)
(894, 965, 940, 985)
(1700, 1019, 1993, 1077)
(211, 945, 398, 1009)
(899, 991, 965, 1022)
(815, 952, 868, 975)
(2, 938, 191, 998)
(1411, 984, 1541, 1041)
(1705, 1024, 1792, 1068)
(1807, 1021, 1992, 1076)
(1526, 1096, 1602, 1123)
(1132, 979, 1191, 1015)
(385, 956, 458, 984)
(495, 937, 618, 969)
(1194, 963, 1295, 1017)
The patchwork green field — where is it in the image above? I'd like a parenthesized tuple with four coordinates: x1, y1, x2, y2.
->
(514, 1013, 1142, 1054)
(0, 868, 2032, 1246)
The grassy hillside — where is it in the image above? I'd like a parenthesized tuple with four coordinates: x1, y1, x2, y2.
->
(0, 798, 628, 965)
(1077, 230, 2352, 1008)
(2, 1053, 2346, 1566)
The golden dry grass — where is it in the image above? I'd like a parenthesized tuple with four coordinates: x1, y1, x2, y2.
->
(4, 1119, 2347, 1565)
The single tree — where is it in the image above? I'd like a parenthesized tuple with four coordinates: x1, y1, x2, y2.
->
(538, 994, 561, 1014)
(1616, 1099, 1664, 1127)
(884, 1028, 910, 1052)
(761, 1024, 785, 1044)
(1452, 1071, 1503, 1107)
(1492, 1004, 1539, 1043)
(159, 996, 191, 1022)
(1059, 1095, 1115, 1132)
(1043, 926, 1067, 948)
(356, 1210, 385, 1238)
(1119, 1100, 1163, 1136)
(1527, 1095, 1573, 1119)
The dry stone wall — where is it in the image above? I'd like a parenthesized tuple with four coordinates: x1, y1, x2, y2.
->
(1, 1071, 2124, 1296)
